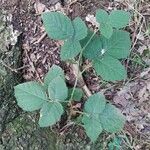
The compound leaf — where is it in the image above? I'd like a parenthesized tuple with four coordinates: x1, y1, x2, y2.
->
(84, 93, 106, 115)
(99, 103, 125, 133)
(42, 12, 74, 40)
(109, 10, 131, 29)
(82, 31, 102, 60)
(68, 88, 83, 101)
(102, 30, 131, 59)
(93, 55, 127, 81)
(96, 9, 109, 23)
(44, 65, 64, 88)
(96, 9, 113, 39)
(72, 17, 87, 40)
(82, 115, 102, 142)
(101, 30, 131, 59)
(48, 77, 68, 101)
(14, 82, 47, 111)
(60, 39, 81, 61)
(82, 93, 106, 141)
(39, 102, 63, 127)
(96, 9, 131, 38)
(100, 22, 113, 39)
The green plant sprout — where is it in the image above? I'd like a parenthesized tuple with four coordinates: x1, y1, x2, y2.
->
(14, 9, 131, 142)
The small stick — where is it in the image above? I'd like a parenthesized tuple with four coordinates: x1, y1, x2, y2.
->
(0, 60, 17, 73)
(71, 63, 92, 97)
(82, 85, 92, 97)
(34, 32, 47, 44)
(24, 49, 43, 84)
(59, 122, 75, 133)
(0, 60, 29, 73)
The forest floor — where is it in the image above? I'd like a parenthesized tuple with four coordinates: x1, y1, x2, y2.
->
(1, 0, 150, 149)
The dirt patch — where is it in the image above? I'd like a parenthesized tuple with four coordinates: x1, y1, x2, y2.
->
(1, 0, 150, 149)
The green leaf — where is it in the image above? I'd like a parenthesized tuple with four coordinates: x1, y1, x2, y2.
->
(39, 102, 63, 127)
(72, 17, 87, 40)
(42, 12, 74, 40)
(96, 9, 131, 38)
(82, 31, 102, 60)
(44, 65, 64, 88)
(48, 77, 68, 101)
(102, 30, 131, 59)
(68, 88, 83, 101)
(84, 93, 106, 115)
(96, 9, 109, 23)
(14, 82, 47, 111)
(82, 93, 106, 141)
(109, 10, 131, 29)
(100, 22, 113, 39)
(60, 39, 81, 61)
(96, 9, 113, 39)
(93, 55, 127, 81)
(99, 103, 125, 133)
(82, 115, 102, 142)
(108, 137, 122, 150)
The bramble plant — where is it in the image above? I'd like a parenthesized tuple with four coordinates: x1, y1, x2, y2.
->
(14, 9, 131, 142)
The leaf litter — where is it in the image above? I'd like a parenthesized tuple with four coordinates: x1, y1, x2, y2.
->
(2, 0, 149, 149)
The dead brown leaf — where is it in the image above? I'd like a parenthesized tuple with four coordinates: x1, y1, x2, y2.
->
(34, 1, 46, 14)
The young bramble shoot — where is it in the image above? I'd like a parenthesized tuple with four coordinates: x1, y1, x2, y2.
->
(82, 30, 131, 81)
(42, 12, 87, 60)
(14, 8, 131, 142)
(82, 93, 125, 141)
(96, 9, 131, 39)
(42, 12, 74, 40)
(42, 10, 131, 81)
(14, 66, 126, 141)
(14, 65, 67, 127)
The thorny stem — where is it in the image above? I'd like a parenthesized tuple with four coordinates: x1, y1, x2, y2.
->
(68, 31, 97, 120)
(70, 31, 97, 101)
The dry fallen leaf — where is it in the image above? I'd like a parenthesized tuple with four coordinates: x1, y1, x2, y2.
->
(85, 14, 99, 27)
(137, 45, 147, 55)
(34, 1, 46, 14)
(140, 67, 150, 77)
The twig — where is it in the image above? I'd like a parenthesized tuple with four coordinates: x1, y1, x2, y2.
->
(71, 63, 92, 97)
(0, 60, 17, 73)
(0, 59, 29, 73)
(59, 122, 75, 133)
(24, 49, 43, 84)
(70, 31, 97, 100)
(68, 0, 78, 6)
(15, 65, 30, 71)
(67, 32, 97, 120)
(34, 32, 47, 44)
(82, 84, 92, 97)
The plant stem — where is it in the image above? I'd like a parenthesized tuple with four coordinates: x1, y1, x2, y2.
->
(70, 31, 97, 100)
(80, 63, 92, 75)
(73, 110, 89, 116)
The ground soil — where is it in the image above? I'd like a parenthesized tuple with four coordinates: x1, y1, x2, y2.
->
(1, 0, 150, 149)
